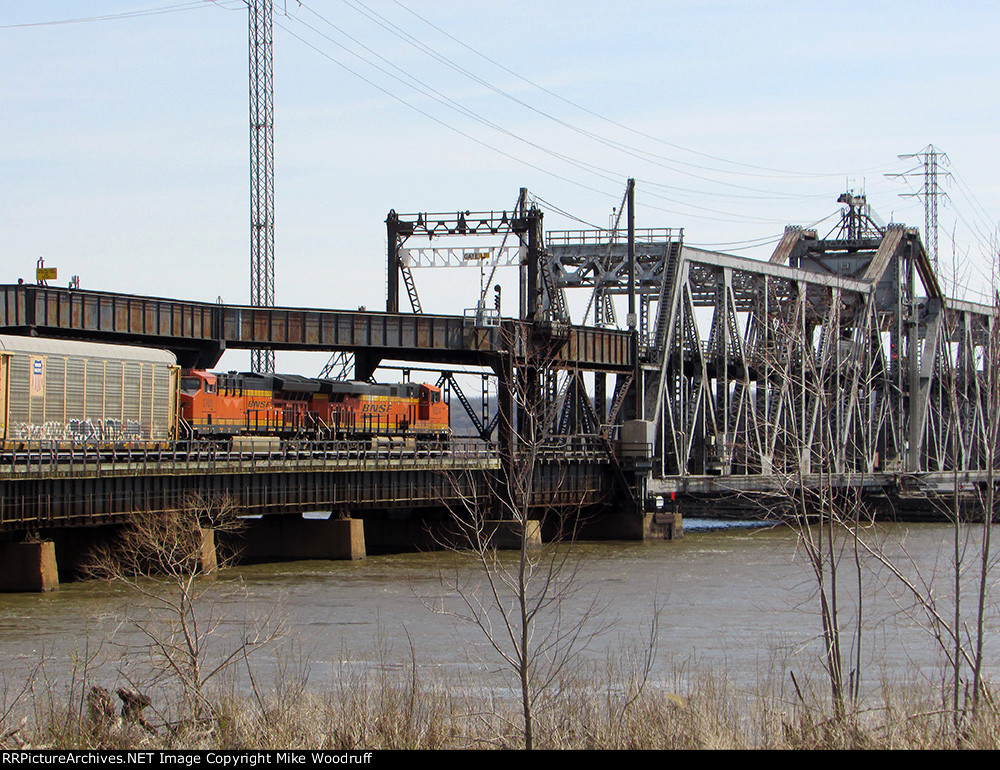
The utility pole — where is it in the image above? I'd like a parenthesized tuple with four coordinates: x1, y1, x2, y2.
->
(890, 144, 950, 273)
(249, 0, 275, 373)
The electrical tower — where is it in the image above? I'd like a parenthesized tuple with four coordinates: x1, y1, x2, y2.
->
(249, 0, 275, 373)
(890, 144, 950, 273)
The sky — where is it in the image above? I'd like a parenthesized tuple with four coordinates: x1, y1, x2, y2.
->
(2, 1, 998, 373)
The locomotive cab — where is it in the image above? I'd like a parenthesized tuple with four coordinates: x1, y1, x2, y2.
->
(179, 370, 220, 430)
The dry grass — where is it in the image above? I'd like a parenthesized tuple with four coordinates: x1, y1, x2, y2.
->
(5, 652, 1000, 750)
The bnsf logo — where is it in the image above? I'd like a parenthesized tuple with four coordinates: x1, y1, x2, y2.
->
(248, 399, 271, 409)
(362, 403, 390, 414)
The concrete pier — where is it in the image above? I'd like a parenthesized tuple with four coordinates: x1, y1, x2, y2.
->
(0, 541, 60, 592)
(363, 514, 543, 553)
(198, 527, 218, 575)
(579, 510, 683, 541)
(241, 517, 366, 562)
(482, 519, 542, 549)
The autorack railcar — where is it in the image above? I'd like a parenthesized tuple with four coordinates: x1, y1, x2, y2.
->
(0, 335, 179, 445)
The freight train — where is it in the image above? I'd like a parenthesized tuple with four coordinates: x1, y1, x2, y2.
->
(0, 335, 449, 446)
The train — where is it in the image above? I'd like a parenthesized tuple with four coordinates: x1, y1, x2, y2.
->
(178, 369, 450, 441)
(0, 335, 449, 446)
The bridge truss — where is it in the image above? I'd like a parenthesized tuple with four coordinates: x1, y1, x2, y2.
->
(385, 189, 997, 489)
(642, 225, 995, 484)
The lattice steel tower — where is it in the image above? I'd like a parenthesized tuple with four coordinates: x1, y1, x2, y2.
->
(894, 145, 949, 273)
(249, 0, 275, 372)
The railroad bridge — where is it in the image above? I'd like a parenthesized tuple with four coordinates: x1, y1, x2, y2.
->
(1, 190, 996, 589)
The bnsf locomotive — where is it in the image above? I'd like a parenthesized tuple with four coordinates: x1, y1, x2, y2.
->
(179, 370, 450, 441)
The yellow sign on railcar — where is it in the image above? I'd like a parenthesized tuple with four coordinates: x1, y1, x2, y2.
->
(36, 267, 57, 281)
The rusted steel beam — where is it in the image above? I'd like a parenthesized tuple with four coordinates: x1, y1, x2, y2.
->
(0, 285, 633, 371)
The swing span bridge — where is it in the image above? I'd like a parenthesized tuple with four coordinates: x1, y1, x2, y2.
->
(382, 189, 996, 504)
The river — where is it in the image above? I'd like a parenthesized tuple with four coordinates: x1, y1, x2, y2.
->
(1, 519, 997, 705)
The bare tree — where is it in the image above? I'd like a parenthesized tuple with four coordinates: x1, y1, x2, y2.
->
(742, 283, 875, 725)
(427, 324, 616, 749)
(757, 251, 1000, 739)
(84, 494, 281, 727)
(852, 281, 1000, 737)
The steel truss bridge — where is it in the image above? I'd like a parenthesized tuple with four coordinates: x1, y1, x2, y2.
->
(385, 190, 997, 501)
(1, 189, 995, 527)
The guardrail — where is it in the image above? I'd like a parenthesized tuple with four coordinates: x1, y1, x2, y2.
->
(546, 228, 682, 246)
(0, 435, 629, 479)
(0, 438, 502, 478)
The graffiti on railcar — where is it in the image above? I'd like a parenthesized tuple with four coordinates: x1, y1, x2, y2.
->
(13, 419, 144, 442)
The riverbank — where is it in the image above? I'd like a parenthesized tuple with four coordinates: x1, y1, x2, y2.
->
(4, 658, 998, 750)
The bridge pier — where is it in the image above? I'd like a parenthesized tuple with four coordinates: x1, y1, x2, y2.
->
(483, 520, 542, 549)
(361, 512, 542, 553)
(199, 527, 218, 575)
(578, 510, 683, 541)
(0, 541, 60, 592)
(240, 516, 366, 562)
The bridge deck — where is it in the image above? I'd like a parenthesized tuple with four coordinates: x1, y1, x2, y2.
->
(0, 284, 633, 371)
(0, 439, 617, 532)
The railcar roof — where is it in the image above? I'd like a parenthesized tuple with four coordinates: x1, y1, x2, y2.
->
(0, 334, 176, 365)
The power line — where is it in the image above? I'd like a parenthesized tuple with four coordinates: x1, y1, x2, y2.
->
(383, 0, 897, 182)
(888, 144, 950, 271)
(0, 2, 220, 28)
(301, 2, 823, 200)
(280, 11, 837, 227)
(275, 19, 620, 201)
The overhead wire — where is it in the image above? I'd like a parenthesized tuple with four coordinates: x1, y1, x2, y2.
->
(0, 1, 220, 28)
(282, 8, 837, 226)
(275, 18, 622, 202)
(383, 0, 897, 182)
(10, 0, 992, 268)
(281, 12, 633, 191)
(321, 0, 885, 200)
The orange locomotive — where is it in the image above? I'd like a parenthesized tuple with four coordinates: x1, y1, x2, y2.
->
(179, 370, 449, 440)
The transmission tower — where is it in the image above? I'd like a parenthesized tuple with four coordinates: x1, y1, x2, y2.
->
(249, 0, 275, 373)
(890, 144, 950, 273)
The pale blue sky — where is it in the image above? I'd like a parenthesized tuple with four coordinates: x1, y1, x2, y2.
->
(2, 1, 998, 371)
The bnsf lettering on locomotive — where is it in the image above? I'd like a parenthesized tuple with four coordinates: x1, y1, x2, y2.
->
(362, 403, 389, 414)
(248, 399, 270, 409)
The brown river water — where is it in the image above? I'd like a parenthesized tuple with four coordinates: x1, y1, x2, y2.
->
(1, 519, 997, 702)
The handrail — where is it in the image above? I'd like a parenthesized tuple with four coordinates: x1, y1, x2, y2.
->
(0, 436, 622, 478)
(0, 438, 504, 478)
